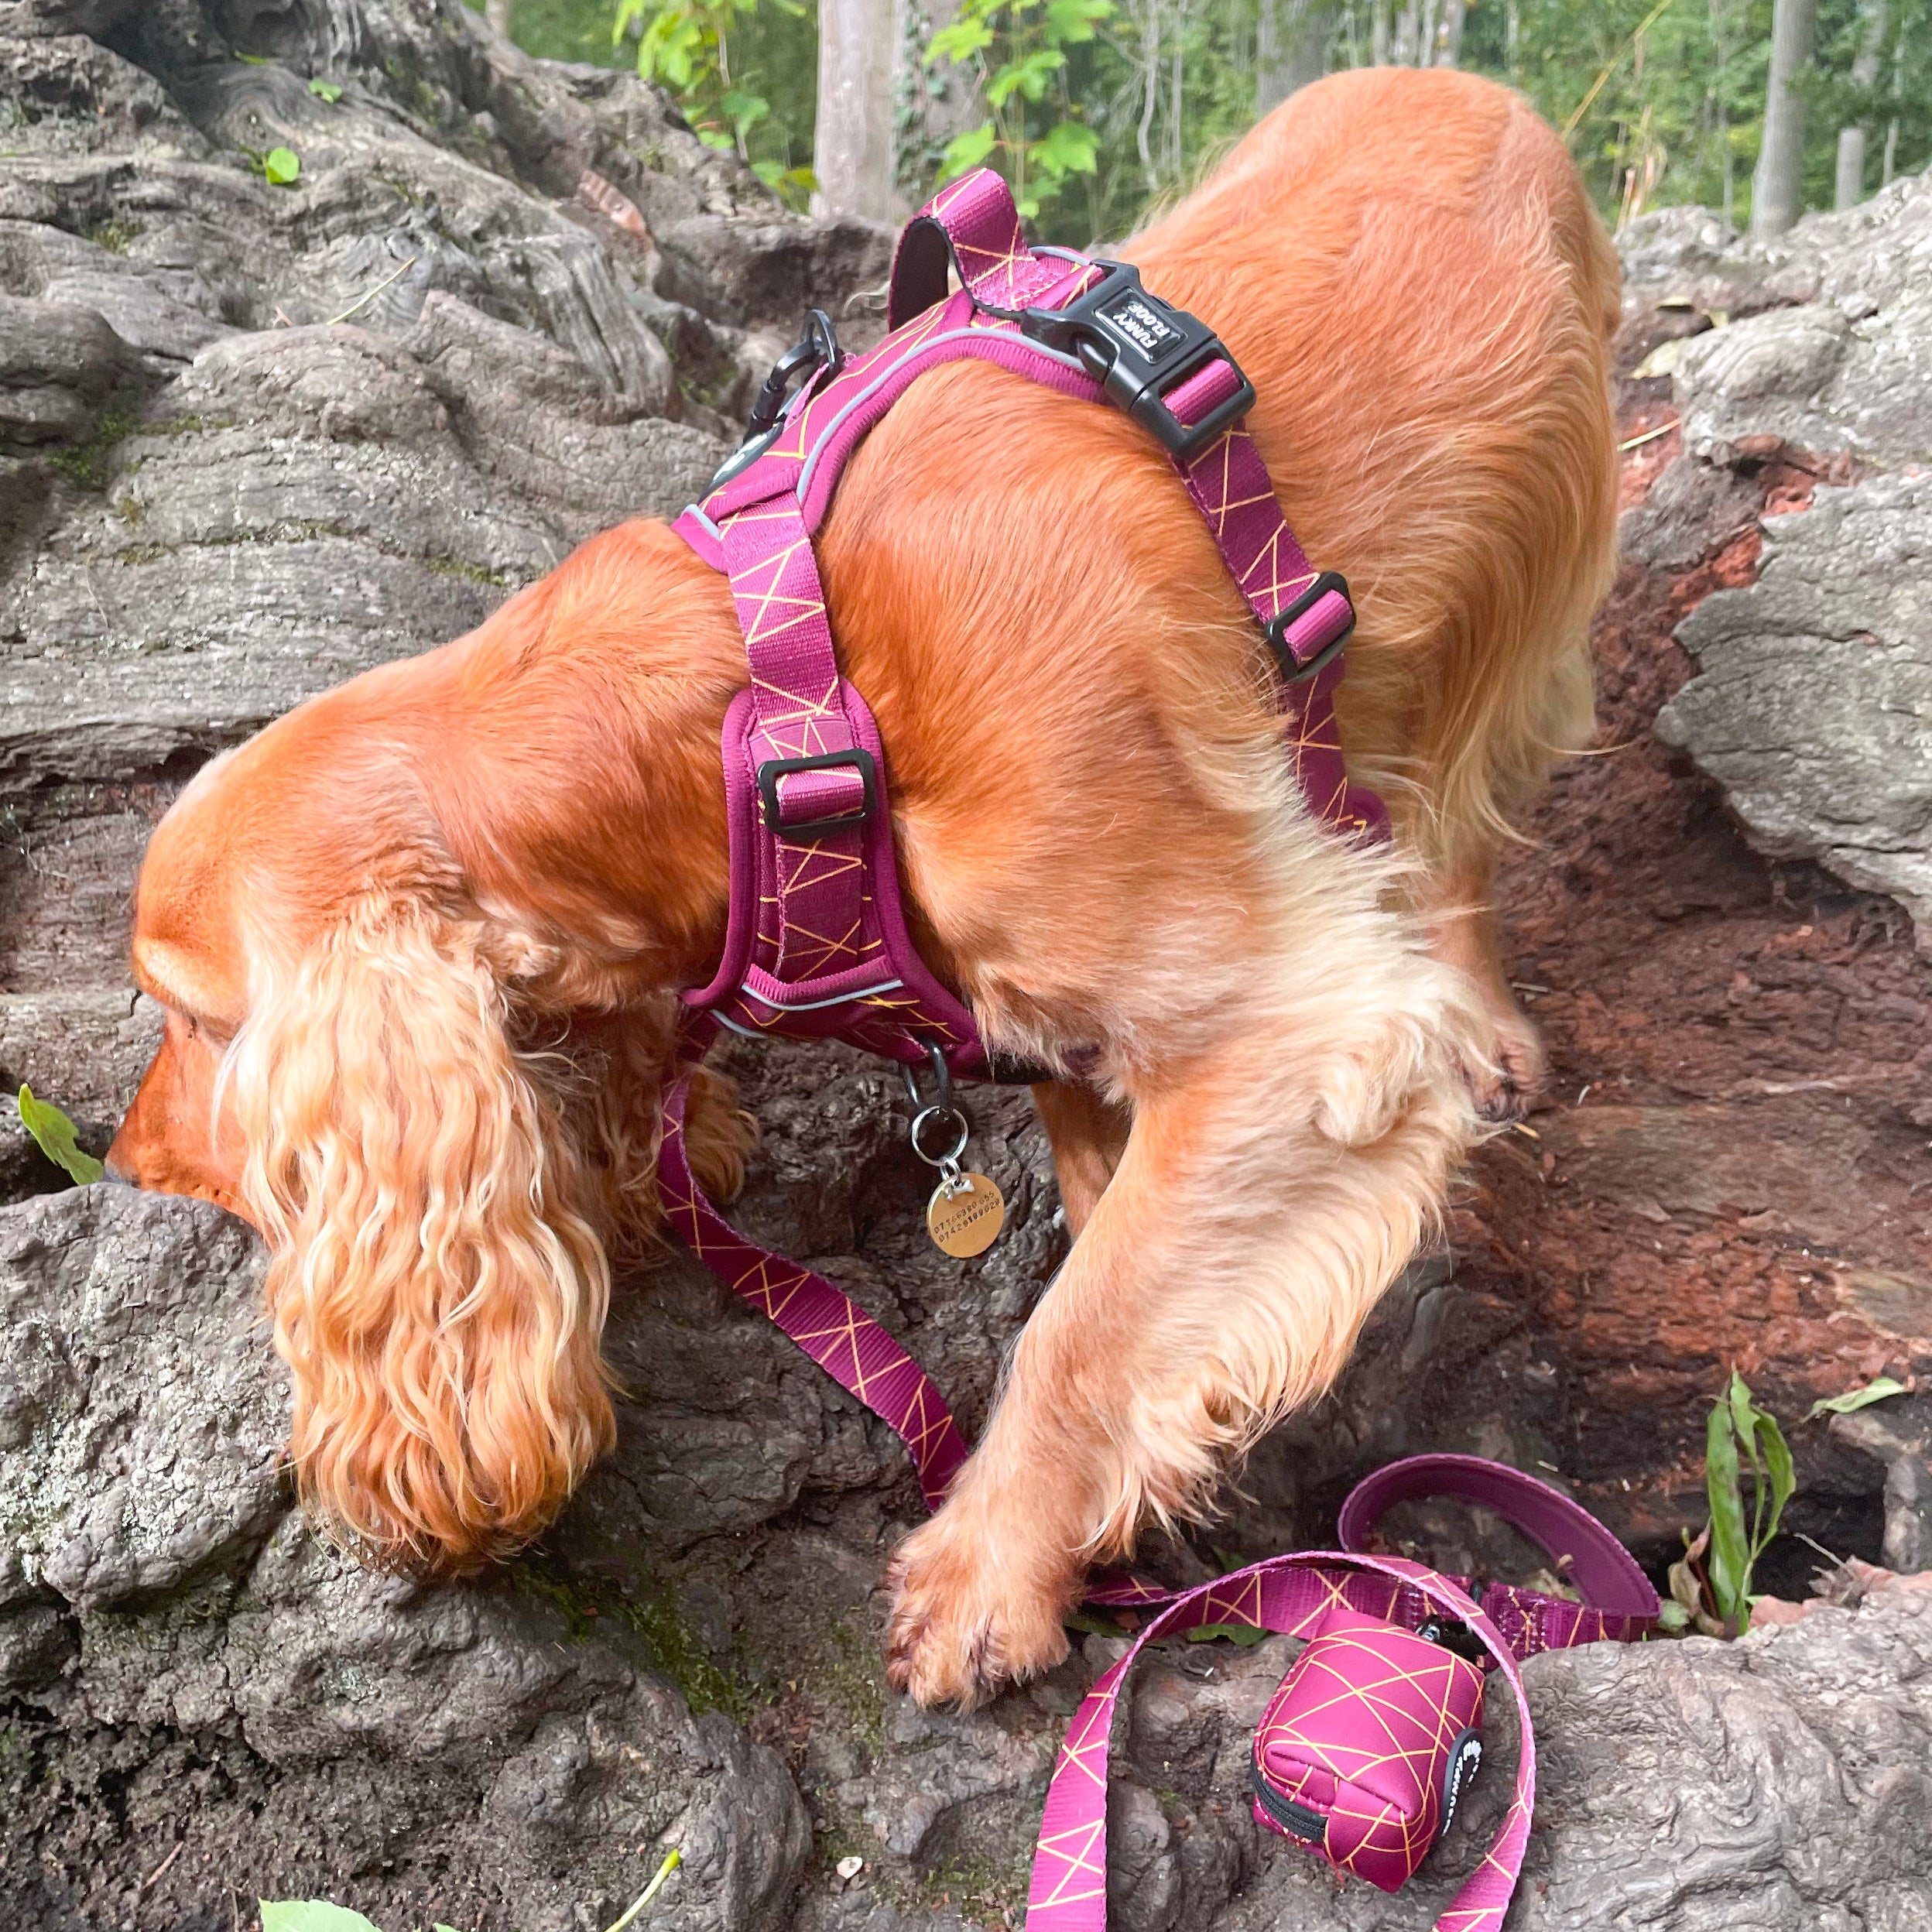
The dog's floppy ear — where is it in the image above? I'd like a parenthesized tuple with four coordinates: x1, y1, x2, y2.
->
(228, 899, 616, 1571)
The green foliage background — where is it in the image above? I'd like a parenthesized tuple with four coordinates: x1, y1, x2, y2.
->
(468, 0, 1929, 242)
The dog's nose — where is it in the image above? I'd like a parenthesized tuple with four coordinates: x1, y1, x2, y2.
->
(99, 1153, 138, 1187)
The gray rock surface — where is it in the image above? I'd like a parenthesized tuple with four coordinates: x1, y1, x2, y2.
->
(1663, 473, 1932, 933)
(2, 5, 1930, 1927)
(1622, 179, 1932, 946)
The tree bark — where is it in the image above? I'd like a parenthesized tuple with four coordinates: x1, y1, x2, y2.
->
(1750, 0, 1817, 238)
(484, 0, 511, 36)
(1436, 0, 1466, 63)
(1392, 0, 1420, 62)
(813, 0, 902, 221)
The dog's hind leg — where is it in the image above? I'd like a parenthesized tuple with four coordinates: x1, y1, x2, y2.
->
(886, 876, 1479, 1707)
(1030, 1080, 1132, 1237)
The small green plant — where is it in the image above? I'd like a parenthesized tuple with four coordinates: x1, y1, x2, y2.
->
(612, 0, 814, 206)
(263, 146, 302, 184)
(16, 1085, 104, 1185)
(308, 77, 344, 101)
(1660, 1369, 1794, 1637)
(1186, 1621, 1268, 1647)
(924, 0, 1112, 218)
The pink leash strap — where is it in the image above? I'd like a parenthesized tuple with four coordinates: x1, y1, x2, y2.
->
(657, 1066, 968, 1512)
(1025, 1553, 1536, 1932)
(1339, 1452, 1660, 1652)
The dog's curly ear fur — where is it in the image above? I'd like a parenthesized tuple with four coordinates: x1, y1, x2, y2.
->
(227, 899, 617, 1573)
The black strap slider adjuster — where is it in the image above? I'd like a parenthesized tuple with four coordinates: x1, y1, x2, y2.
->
(1266, 571, 1356, 683)
(756, 746, 878, 841)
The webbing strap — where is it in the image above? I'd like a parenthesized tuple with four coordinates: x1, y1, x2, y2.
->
(657, 1067, 968, 1512)
(675, 164, 1387, 1086)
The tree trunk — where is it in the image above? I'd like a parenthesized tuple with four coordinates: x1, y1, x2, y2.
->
(484, 0, 511, 36)
(1834, 126, 1865, 210)
(1750, 0, 1816, 238)
(1392, 0, 1420, 63)
(1834, 0, 1889, 211)
(1436, 0, 1466, 63)
(1257, 0, 1334, 109)
(813, 0, 901, 221)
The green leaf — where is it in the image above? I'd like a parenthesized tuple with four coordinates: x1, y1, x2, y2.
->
(1043, 0, 1113, 41)
(1728, 1369, 1761, 1477)
(1758, 1406, 1796, 1553)
(1028, 120, 1100, 180)
(260, 1906, 385, 1932)
(1063, 1608, 1126, 1637)
(1704, 1396, 1749, 1624)
(233, 50, 271, 65)
(308, 77, 343, 101)
(263, 146, 301, 185)
(719, 88, 769, 131)
(1655, 1598, 1690, 1631)
(986, 46, 1065, 106)
(1184, 1622, 1269, 1646)
(17, 1086, 104, 1186)
(937, 122, 997, 183)
(1805, 1376, 1909, 1423)
(926, 17, 995, 65)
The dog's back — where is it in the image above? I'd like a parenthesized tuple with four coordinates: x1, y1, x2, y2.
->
(1129, 67, 1620, 868)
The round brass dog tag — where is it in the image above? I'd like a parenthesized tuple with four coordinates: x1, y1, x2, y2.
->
(927, 1172, 1005, 1258)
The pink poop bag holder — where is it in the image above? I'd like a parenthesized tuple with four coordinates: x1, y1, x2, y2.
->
(1036, 1458, 1660, 1930)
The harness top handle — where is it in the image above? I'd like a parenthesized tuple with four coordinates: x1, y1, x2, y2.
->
(886, 169, 1049, 327)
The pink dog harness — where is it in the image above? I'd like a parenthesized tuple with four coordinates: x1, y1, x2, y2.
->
(654, 173, 1656, 1927)
(659, 166, 1392, 1506)
(670, 166, 1385, 1083)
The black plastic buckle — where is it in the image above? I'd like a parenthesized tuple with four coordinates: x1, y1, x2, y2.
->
(755, 746, 877, 841)
(709, 308, 844, 490)
(1018, 261, 1255, 461)
(1266, 570, 1356, 683)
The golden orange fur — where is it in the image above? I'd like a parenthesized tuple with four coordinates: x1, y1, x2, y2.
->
(108, 70, 1618, 1706)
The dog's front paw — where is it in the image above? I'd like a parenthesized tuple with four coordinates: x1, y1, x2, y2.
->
(1462, 1004, 1547, 1125)
(886, 1506, 1077, 1708)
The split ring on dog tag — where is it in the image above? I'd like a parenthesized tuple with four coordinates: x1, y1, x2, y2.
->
(906, 1085, 1005, 1258)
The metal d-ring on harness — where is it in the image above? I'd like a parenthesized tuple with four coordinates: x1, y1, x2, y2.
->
(902, 1045, 1005, 1258)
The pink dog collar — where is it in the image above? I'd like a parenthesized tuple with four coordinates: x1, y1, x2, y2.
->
(673, 167, 1386, 1082)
